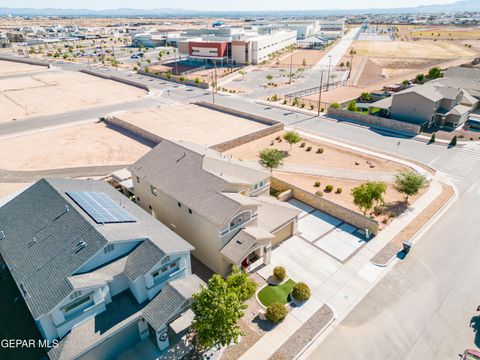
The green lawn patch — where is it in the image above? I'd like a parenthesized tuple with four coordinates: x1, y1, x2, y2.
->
(257, 279, 296, 307)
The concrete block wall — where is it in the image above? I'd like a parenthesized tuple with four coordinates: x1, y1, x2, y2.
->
(271, 177, 379, 235)
(137, 71, 209, 89)
(105, 116, 164, 145)
(211, 123, 284, 152)
(0, 55, 49, 67)
(79, 69, 149, 91)
(327, 107, 421, 135)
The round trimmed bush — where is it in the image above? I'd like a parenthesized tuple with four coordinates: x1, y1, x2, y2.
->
(316, 148, 324, 154)
(292, 282, 311, 302)
(273, 266, 286, 281)
(315, 191, 323, 197)
(266, 302, 288, 323)
(325, 185, 334, 193)
(314, 181, 321, 188)
(335, 187, 343, 194)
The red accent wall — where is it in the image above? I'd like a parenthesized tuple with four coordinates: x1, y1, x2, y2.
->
(188, 41, 228, 58)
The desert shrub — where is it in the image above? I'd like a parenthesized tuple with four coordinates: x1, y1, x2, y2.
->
(316, 148, 324, 154)
(292, 282, 311, 302)
(325, 185, 334, 193)
(330, 102, 340, 109)
(300, 142, 306, 148)
(306, 146, 312, 152)
(314, 181, 321, 188)
(374, 205, 385, 215)
(275, 136, 281, 141)
(310, 104, 314, 110)
(335, 187, 343, 194)
(315, 191, 323, 196)
(179, 76, 185, 82)
(266, 303, 288, 323)
(273, 266, 286, 281)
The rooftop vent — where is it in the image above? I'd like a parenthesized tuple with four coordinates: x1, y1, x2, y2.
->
(0, 231, 4, 240)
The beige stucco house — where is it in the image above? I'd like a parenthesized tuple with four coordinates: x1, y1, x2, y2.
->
(129, 140, 300, 275)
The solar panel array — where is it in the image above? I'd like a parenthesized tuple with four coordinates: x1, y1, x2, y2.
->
(66, 191, 136, 224)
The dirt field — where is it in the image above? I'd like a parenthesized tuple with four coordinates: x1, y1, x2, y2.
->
(410, 27, 480, 39)
(113, 104, 268, 146)
(0, 61, 46, 76)
(351, 40, 475, 60)
(225, 131, 410, 174)
(0, 122, 150, 171)
(276, 49, 325, 67)
(0, 183, 30, 200)
(0, 70, 146, 122)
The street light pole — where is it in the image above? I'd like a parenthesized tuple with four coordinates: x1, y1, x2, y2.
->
(288, 47, 293, 84)
(326, 55, 332, 91)
(317, 70, 324, 117)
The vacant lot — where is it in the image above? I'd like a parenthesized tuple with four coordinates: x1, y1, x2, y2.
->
(113, 104, 268, 146)
(410, 27, 480, 39)
(0, 60, 46, 76)
(0, 122, 150, 171)
(0, 70, 146, 122)
(351, 40, 474, 60)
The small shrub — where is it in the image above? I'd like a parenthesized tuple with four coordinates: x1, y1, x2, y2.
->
(266, 303, 288, 323)
(335, 187, 343, 194)
(283, 100, 287, 104)
(300, 103, 305, 108)
(306, 146, 312, 152)
(310, 104, 314, 110)
(449, 135, 457, 147)
(292, 282, 311, 302)
(430, 133, 435, 143)
(316, 148, 324, 154)
(374, 205, 385, 215)
(314, 181, 321, 188)
(273, 266, 286, 281)
(324, 185, 333, 193)
(315, 191, 323, 196)
(179, 76, 185, 82)
(194, 77, 200, 84)
(275, 136, 281, 141)
(133, 66, 138, 71)
(300, 142, 306, 148)
(330, 102, 340, 109)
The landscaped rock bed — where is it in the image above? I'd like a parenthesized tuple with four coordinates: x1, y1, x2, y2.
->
(268, 304, 334, 360)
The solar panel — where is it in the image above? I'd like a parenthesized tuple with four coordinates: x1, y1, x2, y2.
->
(66, 191, 136, 224)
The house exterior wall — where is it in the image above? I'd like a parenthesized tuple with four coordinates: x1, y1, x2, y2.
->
(132, 176, 225, 274)
(390, 92, 436, 126)
(76, 241, 140, 273)
(188, 41, 228, 59)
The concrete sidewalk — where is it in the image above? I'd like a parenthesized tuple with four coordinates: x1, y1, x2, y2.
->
(238, 131, 454, 360)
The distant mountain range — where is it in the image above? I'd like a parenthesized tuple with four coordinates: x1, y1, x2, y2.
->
(0, 0, 479, 17)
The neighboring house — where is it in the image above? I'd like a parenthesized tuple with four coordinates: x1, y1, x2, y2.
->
(129, 140, 300, 276)
(370, 83, 478, 128)
(0, 178, 203, 360)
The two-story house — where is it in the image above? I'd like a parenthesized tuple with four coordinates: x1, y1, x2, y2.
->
(0, 178, 203, 360)
(129, 140, 300, 276)
(373, 83, 478, 129)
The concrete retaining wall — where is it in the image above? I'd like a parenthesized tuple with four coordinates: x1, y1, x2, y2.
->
(211, 123, 284, 152)
(105, 116, 163, 145)
(327, 107, 421, 135)
(271, 177, 379, 235)
(0, 55, 49, 67)
(79, 69, 149, 91)
(137, 70, 209, 89)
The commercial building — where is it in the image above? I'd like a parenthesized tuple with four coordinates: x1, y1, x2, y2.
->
(0, 178, 202, 359)
(129, 140, 300, 276)
(178, 28, 297, 65)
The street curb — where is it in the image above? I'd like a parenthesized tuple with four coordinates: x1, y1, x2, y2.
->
(293, 304, 336, 360)
(255, 100, 321, 117)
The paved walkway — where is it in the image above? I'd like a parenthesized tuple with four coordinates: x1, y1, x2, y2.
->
(239, 131, 452, 360)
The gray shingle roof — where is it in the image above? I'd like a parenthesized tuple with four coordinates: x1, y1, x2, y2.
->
(220, 227, 274, 265)
(124, 240, 165, 281)
(0, 178, 192, 319)
(143, 274, 204, 331)
(129, 140, 268, 226)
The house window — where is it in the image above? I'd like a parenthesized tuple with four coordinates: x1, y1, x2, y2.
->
(150, 185, 157, 196)
(63, 294, 93, 317)
(177, 202, 181, 207)
(152, 258, 180, 283)
(103, 243, 114, 254)
(70, 291, 81, 300)
(188, 208, 192, 214)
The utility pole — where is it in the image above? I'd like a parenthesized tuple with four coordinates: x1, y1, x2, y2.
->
(317, 70, 324, 117)
(288, 46, 293, 84)
(111, 45, 117, 70)
(326, 55, 332, 91)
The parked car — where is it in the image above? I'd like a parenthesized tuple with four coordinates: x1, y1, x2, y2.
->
(462, 350, 480, 360)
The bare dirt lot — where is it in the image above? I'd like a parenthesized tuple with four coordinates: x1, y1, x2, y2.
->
(113, 104, 269, 146)
(0, 61, 46, 76)
(0, 183, 29, 200)
(225, 130, 410, 173)
(0, 122, 150, 171)
(351, 40, 475, 60)
(0, 68, 146, 122)
(276, 49, 326, 67)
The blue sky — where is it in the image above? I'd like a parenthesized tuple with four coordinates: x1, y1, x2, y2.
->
(0, 0, 456, 11)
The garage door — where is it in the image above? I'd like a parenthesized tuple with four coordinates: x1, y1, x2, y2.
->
(272, 222, 294, 246)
